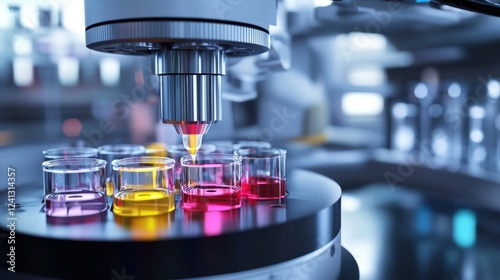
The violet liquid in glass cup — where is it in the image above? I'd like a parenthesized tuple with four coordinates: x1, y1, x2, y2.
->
(181, 154, 242, 211)
(43, 158, 108, 217)
(42, 147, 98, 201)
(235, 148, 287, 200)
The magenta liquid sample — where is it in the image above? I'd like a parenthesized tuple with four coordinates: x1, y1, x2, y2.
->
(182, 185, 241, 211)
(45, 191, 107, 217)
(241, 176, 286, 199)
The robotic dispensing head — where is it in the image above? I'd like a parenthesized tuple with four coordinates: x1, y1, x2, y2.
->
(83, 0, 276, 156)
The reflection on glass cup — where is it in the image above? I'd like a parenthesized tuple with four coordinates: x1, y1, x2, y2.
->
(235, 148, 287, 200)
(112, 156, 175, 217)
(43, 158, 108, 217)
(167, 144, 216, 194)
(181, 155, 242, 211)
(97, 144, 146, 196)
(43, 147, 98, 160)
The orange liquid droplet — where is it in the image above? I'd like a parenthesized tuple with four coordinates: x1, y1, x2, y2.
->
(182, 134, 202, 163)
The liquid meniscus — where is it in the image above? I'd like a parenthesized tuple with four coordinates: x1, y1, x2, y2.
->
(45, 191, 107, 217)
(182, 184, 241, 211)
(113, 188, 175, 217)
(241, 176, 286, 200)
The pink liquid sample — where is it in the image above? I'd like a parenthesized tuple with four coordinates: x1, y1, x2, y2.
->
(182, 185, 241, 211)
(45, 191, 107, 217)
(241, 176, 286, 200)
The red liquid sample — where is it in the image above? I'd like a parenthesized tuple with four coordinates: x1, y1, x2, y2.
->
(182, 185, 241, 211)
(45, 191, 107, 217)
(241, 176, 286, 200)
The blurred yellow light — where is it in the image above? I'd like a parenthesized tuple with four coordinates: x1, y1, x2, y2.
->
(145, 142, 168, 157)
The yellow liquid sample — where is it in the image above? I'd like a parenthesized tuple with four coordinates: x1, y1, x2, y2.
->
(106, 180, 114, 196)
(108, 165, 160, 196)
(113, 188, 175, 217)
(182, 134, 202, 162)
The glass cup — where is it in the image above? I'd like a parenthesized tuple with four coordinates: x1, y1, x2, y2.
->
(203, 141, 235, 154)
(167, 144, 216, 195)
(42, 147, 98, 200)
(206, 141, 272, 155)
(234, 141, 272, 150)
(43, 147, 98, 160)
(112, 156, 176, 217)
(235, 148, 287, 200)
(97, 144, 146, 196)
(43, 158, 108, 217)
(181, 154, 242, 211)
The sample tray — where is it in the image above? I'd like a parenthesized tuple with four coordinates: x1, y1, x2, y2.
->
(0, 169, 342, 279)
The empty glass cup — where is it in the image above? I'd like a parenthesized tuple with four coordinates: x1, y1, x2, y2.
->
(43, 147, 98, 160)
(112, 156, 176, 217)
(234, 141, 272, 150)
(43, 158, 108, 217)
(206, 141, 272, 155)
(181, 154, 242, 211)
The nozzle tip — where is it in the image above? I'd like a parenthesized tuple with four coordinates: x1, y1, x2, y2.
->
(182, 134, 203, 161)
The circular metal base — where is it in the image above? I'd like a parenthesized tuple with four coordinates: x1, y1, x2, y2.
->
(0, 169, 342, 279)
(182, 236, 342, 280)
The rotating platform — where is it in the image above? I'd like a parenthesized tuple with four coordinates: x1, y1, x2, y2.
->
(0, 169, 353, 279)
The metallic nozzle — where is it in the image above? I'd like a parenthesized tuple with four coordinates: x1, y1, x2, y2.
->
(156, 48, 224, 135)
(172, 122, 212, 135)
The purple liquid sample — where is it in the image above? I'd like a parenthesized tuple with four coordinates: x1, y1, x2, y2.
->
(45, 191, 107, 217)
(182, 184, 241, 211)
